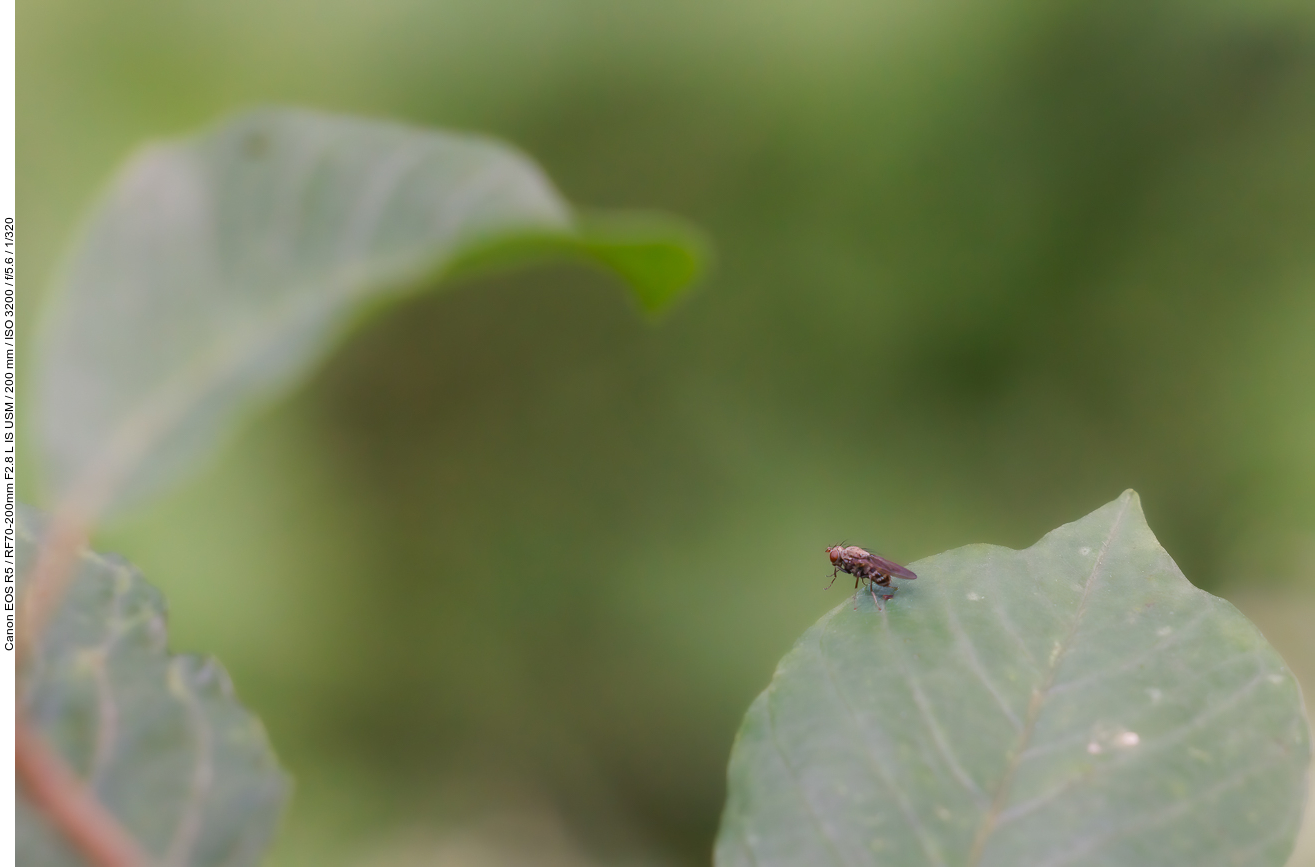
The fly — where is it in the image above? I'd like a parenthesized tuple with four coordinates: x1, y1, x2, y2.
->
(825, 545, 917, 610)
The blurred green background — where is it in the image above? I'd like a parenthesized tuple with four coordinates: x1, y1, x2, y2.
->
(19, 0, 1315, 864)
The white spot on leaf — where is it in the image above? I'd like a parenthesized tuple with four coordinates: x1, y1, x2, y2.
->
(1116, 731, 1140, 747)
(1147, 688, 1163, 703)
(1079, 546, 1092, 556)
(1087, 742, 1103, 755)
(966, 592, 981, 601)
(1157, 626, 1172, 637)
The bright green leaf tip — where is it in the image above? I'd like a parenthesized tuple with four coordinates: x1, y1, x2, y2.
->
(573, 212, 709, 316)
(440, 209, 708, 317)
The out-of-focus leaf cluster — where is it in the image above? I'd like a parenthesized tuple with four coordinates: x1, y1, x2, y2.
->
(24, 105, 701, 864)
(17, 506, 289, 866)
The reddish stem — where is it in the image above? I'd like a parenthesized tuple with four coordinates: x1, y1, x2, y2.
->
(18, 508, 91, 661)
(16, 716, 150, 867)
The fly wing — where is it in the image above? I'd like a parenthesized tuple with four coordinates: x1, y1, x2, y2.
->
(861, 551, 917, 580)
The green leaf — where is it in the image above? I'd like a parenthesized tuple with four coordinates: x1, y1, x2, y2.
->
(716, 491, 1311, 867)
(34, 107, 705, 514)
(17, 504, 289, 866)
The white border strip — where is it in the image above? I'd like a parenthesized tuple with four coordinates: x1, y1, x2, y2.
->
(1, 0, 15, 863)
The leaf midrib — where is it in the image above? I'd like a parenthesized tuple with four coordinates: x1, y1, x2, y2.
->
(965, 495, 1131, 866)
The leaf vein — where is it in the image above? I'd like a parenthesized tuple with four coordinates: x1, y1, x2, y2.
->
(817, 619, 948, 867)
(1048, 606, 1213, 696)
(964, 494, 1132, 866)
(946, 601, 1022, 732)
(987, 598, 1040, 673)
(163, 659, 216, 867)
(87, 563, 132, 788)
(881, 606, 989, 808)
(765, 679, 852, 867)
(1035, 754, 1282, 867)
(1020, 652, 1269, 763)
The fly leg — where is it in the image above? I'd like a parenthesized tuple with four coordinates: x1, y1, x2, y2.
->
(825, 565, 840, 590)
(872, 575, 896, 611)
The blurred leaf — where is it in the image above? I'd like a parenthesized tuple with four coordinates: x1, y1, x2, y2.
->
(34, 107, 704, 514)
(446, 210, 707, 316)
(17, 503, 289, 866)
(715, 491, 1311, 867)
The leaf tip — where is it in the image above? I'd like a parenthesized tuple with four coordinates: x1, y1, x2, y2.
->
(579, 217, 711, 317)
